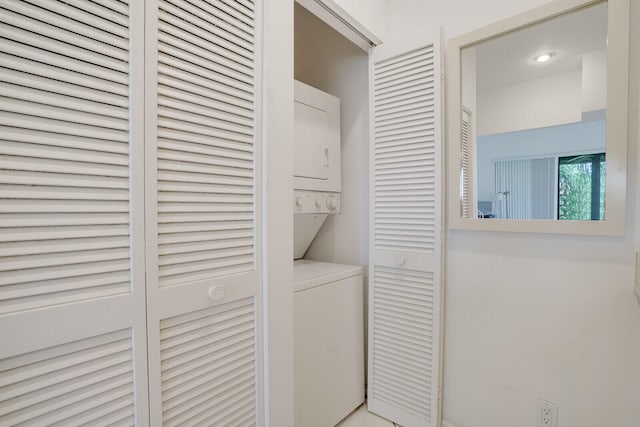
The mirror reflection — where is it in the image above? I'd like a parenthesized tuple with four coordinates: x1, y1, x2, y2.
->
(461, 1, 608, 220)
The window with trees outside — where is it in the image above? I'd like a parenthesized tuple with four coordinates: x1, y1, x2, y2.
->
(557, 153, 606, 220)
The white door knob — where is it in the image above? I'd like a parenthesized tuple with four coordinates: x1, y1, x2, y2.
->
(208, 286, 224, 302)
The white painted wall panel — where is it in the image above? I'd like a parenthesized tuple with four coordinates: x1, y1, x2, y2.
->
(477, 70, 582, 136)
(582, 49, 607, 112)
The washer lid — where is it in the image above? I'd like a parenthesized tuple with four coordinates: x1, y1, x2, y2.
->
(293, 259, 363, 292)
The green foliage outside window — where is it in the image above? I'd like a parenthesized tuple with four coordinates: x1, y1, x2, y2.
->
(558, 154, 605, 220)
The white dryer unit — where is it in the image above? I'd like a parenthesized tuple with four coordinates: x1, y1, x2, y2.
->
(294, 80, 341, 192)
(294, 260, 365, 427)
(293, 80, 342, 259)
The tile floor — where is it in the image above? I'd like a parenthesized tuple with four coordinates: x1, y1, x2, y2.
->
(336, 404, 397, 427)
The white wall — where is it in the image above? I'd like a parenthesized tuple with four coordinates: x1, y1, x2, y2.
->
(388, 1, 640, 426)
(474, 50, 606, 136)
(582, 49, 607, 113)
(477, 70, 582, 136)
(294, 4, 370, 270)
(331, 0, 390, 42)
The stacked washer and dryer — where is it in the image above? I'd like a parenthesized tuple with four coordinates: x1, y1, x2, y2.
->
(292, 80, 365, 427)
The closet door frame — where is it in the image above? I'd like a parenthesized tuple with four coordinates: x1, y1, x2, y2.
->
(261, 1, 296, 426)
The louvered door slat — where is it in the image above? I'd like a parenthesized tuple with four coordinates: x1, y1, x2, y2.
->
(1, 69, 127, 107)
(2, 83, 127, 120)
(55, 0, 129, 26)
(2, 0, 128, 37)
(158, 29, 253, 79)
(3, 98, 128, 131)
(164, 0, 253, 39)
(158, 109, 253, 138)
(374, 51, 436, 253)
(371, 268, 434, 420)
(158, 298, 257, 426)
(1, 172, 127, 191)
(1, 1, 148, 423)
(158, 10, 253, 63)
(0, 42, 127, 88)
(0, 0, 131, 313)
(91, 0, 130, 16)
(1, 271, 128, 300)
(158, 56, 253, 104)
(159, 85, 253, 120)
(158, 41, 253, 91)
(155, 53, 256, 289)
(369, 39, 443, 427)
(0, 127, 128, 154)
(1, 235, 128, 257)
(1, 8, 127, 62)
(158, 180, 253, 195)
(158, 98, 253, 129)
(0, 225, 128, 244)
(2, 1, 128, 49)
(0, 330, 135, 426)
(0, 54, 128, 97)
(0, 26, 127, 74)
(157, 3, 253, 53)
(146, 0, 262, 424)
(461, 108, 472, 217)
(221, 0, 254, 13)
(0, 118, 127, 147)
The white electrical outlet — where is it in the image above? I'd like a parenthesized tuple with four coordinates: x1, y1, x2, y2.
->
(537, 400, 558, 427)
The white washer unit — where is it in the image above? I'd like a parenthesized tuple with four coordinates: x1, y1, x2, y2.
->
(294, 260, 365, 427)
(292, 80, 365, 427)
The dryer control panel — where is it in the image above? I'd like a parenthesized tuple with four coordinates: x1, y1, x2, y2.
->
(294, 190, 341, 214)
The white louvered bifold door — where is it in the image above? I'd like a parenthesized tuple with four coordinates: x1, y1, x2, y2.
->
(145, 0, 263, 425)
(368, 37, 444, 427)
(0, 0, 149, 424)
(461, 108, 472, 218)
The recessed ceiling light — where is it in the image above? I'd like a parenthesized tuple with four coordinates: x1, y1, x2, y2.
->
(533, 53, 553, 63)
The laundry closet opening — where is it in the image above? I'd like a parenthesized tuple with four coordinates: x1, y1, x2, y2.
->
(294, 3, 370, 275)
(293, 3, 371, 426)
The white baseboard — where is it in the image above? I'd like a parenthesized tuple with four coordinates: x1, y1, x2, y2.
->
(442, 420, 461, 427)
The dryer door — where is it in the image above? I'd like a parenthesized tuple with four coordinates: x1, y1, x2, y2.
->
(294, 100, 330, 180)
(294, 80, 341, 192)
